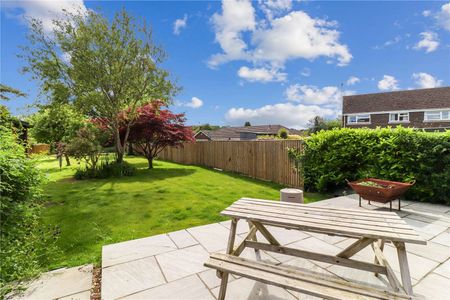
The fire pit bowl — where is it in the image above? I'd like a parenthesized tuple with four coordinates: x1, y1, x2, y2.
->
(347, 178, 415, 211)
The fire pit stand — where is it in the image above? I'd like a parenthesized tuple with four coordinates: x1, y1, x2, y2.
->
(346, 178, 415, 211)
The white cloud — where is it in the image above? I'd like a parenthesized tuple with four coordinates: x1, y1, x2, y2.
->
(412, 72, 443, 88)
(285, 84, 353, 109)
(186, 97, 203, 108)
(209, 1, 352, 70)
(173, 14, 188, 35)
(258, 0, 292, 20)
(2, 0, 87, 33)
(414, 31, 439, 53)
(225, 102, 336, 129)
(252, 11, 351, 67)
(436, 2, 450, 31)
(208, 0, 256, 68)
(422, 10, 431, 17)
(300, 67, 311, 77)
(237, 66, 286, 82)
(378, 75, 399, 91)
(177, 97, 204, 108)
(346, 76, 360, 85)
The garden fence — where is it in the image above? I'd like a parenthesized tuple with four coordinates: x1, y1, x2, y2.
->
(158, 140, 304, 188)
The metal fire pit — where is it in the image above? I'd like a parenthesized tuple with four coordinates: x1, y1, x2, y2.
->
(347, 178, 415, 211)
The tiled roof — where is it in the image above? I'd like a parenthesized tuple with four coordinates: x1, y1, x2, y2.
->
(195, 125, 300, 140)
(343, 87, 450, 114)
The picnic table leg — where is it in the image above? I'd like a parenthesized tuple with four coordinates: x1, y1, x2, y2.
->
(398, 198, 401, 211)
(393, 242, 413, 295)
(247, 221, 261, 261)
(359, 195, 361, 207)
(218, 218, 238, 300)
(373, 239, 384, 277)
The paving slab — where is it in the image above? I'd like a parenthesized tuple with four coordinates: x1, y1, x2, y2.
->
(155, 244, 209, 282)
(123, 275, 215, 300)
(11, 265, 92, 300)
(434, 259, 450, 279)
(413, 273, 450, 299)
(58, 290, 91, 300)
(403, 217, 448, 240)
(406, 212, 450, 227)
(403, 240, 450, 263)
(308, 232, 348, 245)
(102, 233, 177, 267)
(382, 244, 440, 281)
(220, 219, 252, 235)
(286, 236, 343, 268)
(101, 256, 165, 299)
(430, 230, 450, 247)
(211, 277, 297, 300)
(405, 202, 450, 215)
(197, 269, 236, 289)
(187, 222, 232, 252)
(167, 229, 198, 249)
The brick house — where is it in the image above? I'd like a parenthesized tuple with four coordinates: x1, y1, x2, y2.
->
(342, 87, 450, 130)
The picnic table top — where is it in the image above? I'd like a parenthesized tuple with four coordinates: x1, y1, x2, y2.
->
(221, 198, 426, 245)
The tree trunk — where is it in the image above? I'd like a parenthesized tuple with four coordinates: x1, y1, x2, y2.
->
(65, 154, 71, 166)
(115, 124, 131, 164)
(147, 155, 154, 169)
(115, 129, 124, 164)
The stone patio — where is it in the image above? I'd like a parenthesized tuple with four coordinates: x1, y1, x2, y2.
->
(101, 195, 450, 299)
(11, 265, 93, 300)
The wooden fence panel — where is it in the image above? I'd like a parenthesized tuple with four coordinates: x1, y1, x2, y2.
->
(158, 140, 303, 188)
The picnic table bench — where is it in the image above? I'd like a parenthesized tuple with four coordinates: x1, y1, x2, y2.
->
(204, 198, 426, 300)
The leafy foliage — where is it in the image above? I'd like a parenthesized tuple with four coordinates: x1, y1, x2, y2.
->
(66, 124, 108, 172)
(74, 160, 136, 180)
(123, 101, 195, 168)
(0, 83, 27, 101)
(0, 125, 58, 297)
(307, 116, 342, 134)
(29, 104, 85, 144)
(191, 124, 222, 132)
(278, 128, 289, 139)
(22, 8, 179, 163)
(289, 127, 450, 204)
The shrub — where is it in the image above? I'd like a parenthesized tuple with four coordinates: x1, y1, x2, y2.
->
(278, 128, 289, 139)
(0, 125, 58, 297)
(66, 125, 106, 171)
(74, 159, 136, 180)
(289, 127, 450, 204)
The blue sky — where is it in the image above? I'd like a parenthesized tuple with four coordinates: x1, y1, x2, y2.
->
(1, 0, 450, 128)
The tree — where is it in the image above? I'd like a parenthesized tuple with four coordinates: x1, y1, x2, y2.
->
(29, 104, 84, 165)
(244, 121, 251, 127)
(124, 101, 194, 169)
(66, 124, 107, 171)
(307, 116, 342, 134)
(22, 8, 179, 163)
(0, 83, 27, 101)
(278, 128, 289, 139)
(191, 124, 221, 132)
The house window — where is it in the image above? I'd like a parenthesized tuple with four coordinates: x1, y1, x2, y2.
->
(347, 114, 370, 124)
(389, 112, 409, 123)
(424, 110, 450, 121)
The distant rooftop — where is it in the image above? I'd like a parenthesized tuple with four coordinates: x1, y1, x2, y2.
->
(195, 125, 301, 141)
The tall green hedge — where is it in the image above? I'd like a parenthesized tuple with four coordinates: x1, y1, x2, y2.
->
(0, 124, 58, 296)
(290, 127, 450, 204)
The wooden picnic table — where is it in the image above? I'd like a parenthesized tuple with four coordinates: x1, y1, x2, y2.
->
(205, 198, 426, 300)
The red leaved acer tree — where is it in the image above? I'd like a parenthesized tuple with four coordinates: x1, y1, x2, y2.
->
(123, 101, 194, 169)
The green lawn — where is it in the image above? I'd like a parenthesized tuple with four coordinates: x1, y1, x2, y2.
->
(38, 156, 329, 269)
